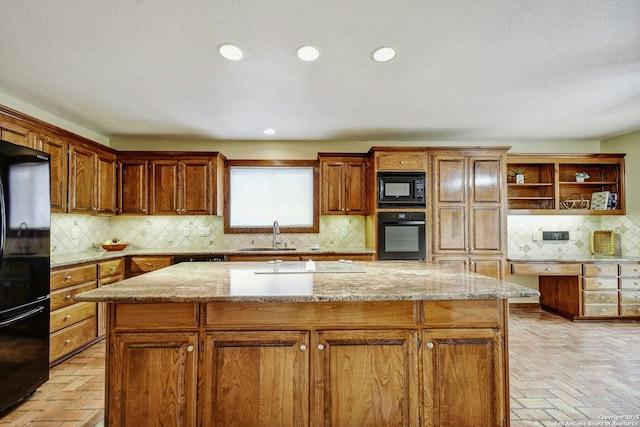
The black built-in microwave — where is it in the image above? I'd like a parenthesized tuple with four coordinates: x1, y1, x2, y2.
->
(377, 172, 426, 207)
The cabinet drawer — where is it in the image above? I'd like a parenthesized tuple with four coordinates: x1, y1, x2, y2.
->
(98, 258, 124, 278)
(510, 263, 580, 276)
(98, 274, 123, 287)
(376, 152, 426, 171)
(50, 264, 97, 291)
(423, 299, 503, 327)
(50, 317, 97, 363)
(50, 283, 97, 311)
(583, 263, 618, 277)
(113, 303, 198, 329)
(619, 263, 640, 277)
(583, 290, 618, 304)
(619, 291, 640, 304)
(620, 304, 640, 317)
(50, 302, 96, 333)
(128, 256, 172, 276)
(583, 277, 618, 290)
(583, 304, 618, 317)
(619, 278, 640, 290)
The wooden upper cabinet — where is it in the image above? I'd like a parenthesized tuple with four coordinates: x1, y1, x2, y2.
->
(319, 155, 368, 215)
(68, 144, 96, 214)
(375, 151, 427, 171)
(180, 158, 212, 215)
(68, 143, 117, 215)
(117, 158, 149, 215)
(507, 153, 626, 215)
(0, 122, 31, 147)
(149, 159, 180, 215)
(36, 134, 68, 213)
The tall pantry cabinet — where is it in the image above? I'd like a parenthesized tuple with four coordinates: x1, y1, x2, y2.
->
(430, 148, 508, 280)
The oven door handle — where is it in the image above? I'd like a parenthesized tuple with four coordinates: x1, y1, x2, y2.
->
(0, 305, 46, 328)
(379, 221, 425, 226)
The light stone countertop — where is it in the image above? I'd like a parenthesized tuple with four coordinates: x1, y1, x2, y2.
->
(51, 247, 376, 268)
(74, 261, 540, 303)
(508, 255, 640, 262)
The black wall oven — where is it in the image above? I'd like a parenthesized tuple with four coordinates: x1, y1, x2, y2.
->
(377, 212, 426, 260)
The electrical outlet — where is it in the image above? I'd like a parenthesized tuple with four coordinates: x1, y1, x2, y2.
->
(198, 227, 211, 237)
(72, 227, 79, 239)
(341, 227, 347, 237)
(183, 227, 190, 237)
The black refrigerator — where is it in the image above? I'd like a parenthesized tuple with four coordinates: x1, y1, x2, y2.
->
(0, 140, 50, 415)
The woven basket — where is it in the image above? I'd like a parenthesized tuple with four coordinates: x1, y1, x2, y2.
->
(560, 193, 590, 209)
(591, 230, 614, 255)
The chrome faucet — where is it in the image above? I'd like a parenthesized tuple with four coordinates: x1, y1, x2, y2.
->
(17, 222, 29, 254)
(272, 220, 281, 249)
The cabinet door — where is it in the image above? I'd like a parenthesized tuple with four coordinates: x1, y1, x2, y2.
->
(180, 158, 211, 215)
(422, 329, 505, 427)
(95, 151, 117, 215)
(432, 156, 467, 254)
(469, 158, 503, 254)
(149, 160, 180, 215)
(321, 162, 345, 214)
(37, 135, 68, 213)
(314, 329, 419, 426)
(345, 161, 367, 214)
(202, 331, 309, 426)
(108, 332, 198, 427)
(470, 257, 504, 280)
(68, 144, 95, 214)
(118, 159, 149, 215)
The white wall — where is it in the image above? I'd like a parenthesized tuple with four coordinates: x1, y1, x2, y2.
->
(602, 129, 640, 224)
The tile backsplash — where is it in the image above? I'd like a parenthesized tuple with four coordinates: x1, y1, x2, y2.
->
(507, 215, 640, 258)
(51, 214, 367, 254)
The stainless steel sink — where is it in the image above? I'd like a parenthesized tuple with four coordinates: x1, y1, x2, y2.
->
(238, 247, 297, 251)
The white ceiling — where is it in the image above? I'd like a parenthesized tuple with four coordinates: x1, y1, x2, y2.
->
(1, 0, 639, 142)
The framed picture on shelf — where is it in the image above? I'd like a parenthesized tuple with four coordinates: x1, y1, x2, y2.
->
(590, 191, 610, 210)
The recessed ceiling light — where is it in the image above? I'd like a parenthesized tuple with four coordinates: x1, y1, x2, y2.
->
(296, 45, 321, 61)
(218, 43, 244, 61)
(262, 128, 276, 135)
(372, 46, 396, 62)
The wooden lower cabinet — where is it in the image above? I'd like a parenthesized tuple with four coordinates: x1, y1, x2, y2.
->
(202, 331, 309, 426)
(108, 332, 198, 427)
(432, 255, 505, 280)
(106, 300, 508, 426)
(422, 328, 504, 427)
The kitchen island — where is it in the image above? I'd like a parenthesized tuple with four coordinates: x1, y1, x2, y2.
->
(76, 261, 538, 427)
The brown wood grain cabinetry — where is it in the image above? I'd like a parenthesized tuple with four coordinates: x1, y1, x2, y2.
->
(0, 121, 31, 147)
(105, 299, 509, 426)
(117, 158, 149, 214)
(506, 153, 625, 214)
(374, 150, 427, 171)
(319, 155, 368, 215)
(127, 255, 173, 277)
(97, 258, 124, 337)
(68, 144, 116, 215)
(35, 134, 68, 212)
(431, 149, 507, 279)
(49, 263, 98, 364)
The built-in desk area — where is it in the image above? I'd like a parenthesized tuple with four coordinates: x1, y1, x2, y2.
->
(509, 257, 640, 320)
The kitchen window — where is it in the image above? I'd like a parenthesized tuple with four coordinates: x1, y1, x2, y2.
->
(224, 160, 319, 233)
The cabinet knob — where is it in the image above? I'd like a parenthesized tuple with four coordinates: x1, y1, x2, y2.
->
(426, 342, 434, 349)
(64, 315, 71, 320)
(65, 339, 72, 344)
(110, 266, 116, 271)
(65, 275, 72, 280)
(400, 161, 404, 164)
(545, 267, 551, 271)
(299, 344, 307, 351)
(599, 296, 606, 300)
(65, 294, 72, 299)
(598, 268, 606, 272)
(186, 345, 194, 352)
(600, 308, 606, 312)
(635, 295, 640, 299)
(317, 344, 325, 350)
(634, 282, 640, 287)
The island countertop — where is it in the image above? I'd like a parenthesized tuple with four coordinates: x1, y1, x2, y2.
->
(75, 260, 539, 303)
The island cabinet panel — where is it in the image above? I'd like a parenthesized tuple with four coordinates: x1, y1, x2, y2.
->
(201, 331, 309, 427)
(108, 332, 198, 427)
(423, 299, 503, 328)
(314, 329, 419, 427)
(421, 328, 504, 427)
(113, 303, 198, 330)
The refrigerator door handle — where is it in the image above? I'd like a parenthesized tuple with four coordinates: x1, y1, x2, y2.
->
(0, 305, 46, 328)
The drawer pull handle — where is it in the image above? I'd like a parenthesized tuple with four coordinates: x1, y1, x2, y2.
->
(65, 294, 72, 299)
(65, 339, 71, 344)
(299, 344, 307, 351)
(64, 315, 71, 320)
(186, 345, 194, 352)
(64, 275, 72, 280)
